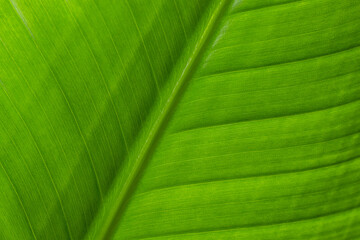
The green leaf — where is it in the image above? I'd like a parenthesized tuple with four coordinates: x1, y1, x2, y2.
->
(0, 0, 359, 239)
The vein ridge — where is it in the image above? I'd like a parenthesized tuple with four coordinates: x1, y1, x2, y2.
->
(97, 1, 232, 239)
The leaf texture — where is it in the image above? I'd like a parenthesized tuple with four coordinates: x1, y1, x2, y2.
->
(0, 0, 359, 239)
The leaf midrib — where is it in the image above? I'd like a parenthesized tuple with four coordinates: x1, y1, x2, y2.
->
(97, 0, 232, 239)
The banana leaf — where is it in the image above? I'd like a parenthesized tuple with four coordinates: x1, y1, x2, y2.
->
(0, 0, 359, 239)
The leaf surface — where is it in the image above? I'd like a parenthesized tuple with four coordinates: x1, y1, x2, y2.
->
(0, 0, 359, 239)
